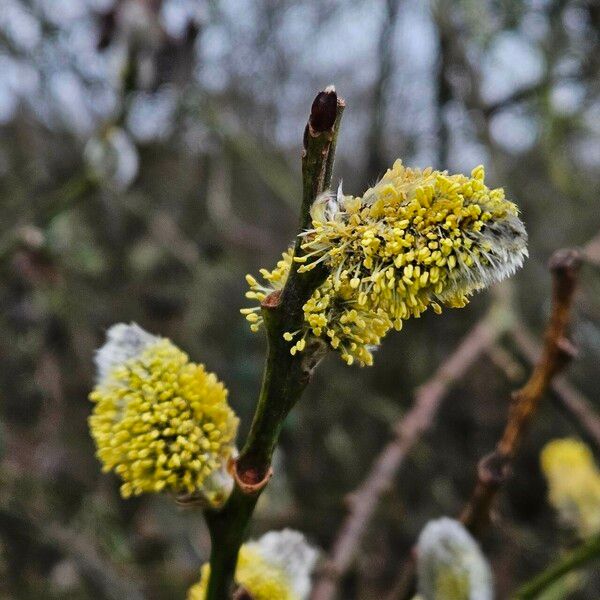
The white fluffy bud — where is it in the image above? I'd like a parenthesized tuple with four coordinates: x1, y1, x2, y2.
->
(247, 529, 319, 599)
(416, 518, 493, 600)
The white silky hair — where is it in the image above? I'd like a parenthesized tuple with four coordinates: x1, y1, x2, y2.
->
(416, 517, 493, 600)
(94, 323, 159, 384)
(308, 188, 528, 300)
(247, 529, 319, 599)
(310, 181, 344, 223)
(440, 211, 528, 302)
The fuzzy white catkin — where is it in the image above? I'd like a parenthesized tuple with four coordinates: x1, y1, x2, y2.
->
(246, 529, 319, 599)
(416, 518, 493, 600)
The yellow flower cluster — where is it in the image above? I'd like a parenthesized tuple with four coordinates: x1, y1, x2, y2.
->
(242, 250, 392, 365)
(243, 161, 527, 366)
(89, 333, 238, 500)
(189, 529, 317, 600)
(189, 546, 295, 600)
(541, 438, 600, 537)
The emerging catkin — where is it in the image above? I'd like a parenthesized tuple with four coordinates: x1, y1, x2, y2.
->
(541, 438, 600, 538)
(188, 529, 318, 600)
(416, 517, 493, 600)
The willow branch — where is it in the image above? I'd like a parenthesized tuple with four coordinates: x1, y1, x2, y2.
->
(239, 87, 345, 477)
(485, 344, 526, 382)
(311, 302, 513, 600)
(509, 326, 600, 450)
(513, 532, 600, 599)
(459, 249, 582, 536)
(203, 87, 345, 600)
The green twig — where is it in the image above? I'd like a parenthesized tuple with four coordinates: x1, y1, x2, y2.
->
(203, 87, 345, 599)
(514, 533, 600, 599)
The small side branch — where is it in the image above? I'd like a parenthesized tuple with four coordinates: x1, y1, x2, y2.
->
(513, 532, 600, 599)
(460, 249, 582, 535)
(509, 326, 600, 451)
(311, 305, 511, 600)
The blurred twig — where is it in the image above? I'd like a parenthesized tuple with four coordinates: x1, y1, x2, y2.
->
(510, 326, 600, 451)
(583, 231, 600, 268)
(366, 0, 401, 176)
(205, 150, 278, 251)
(0, 508, 146, 600)
(485, 344, 526, 382)
(189, 96, 300, 211)
(311, 302, 513, 600)
(460, 249, 581, 535)
(47, 524, 147, 600)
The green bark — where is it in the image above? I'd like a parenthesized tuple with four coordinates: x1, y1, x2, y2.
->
(203, 88, 345, 599)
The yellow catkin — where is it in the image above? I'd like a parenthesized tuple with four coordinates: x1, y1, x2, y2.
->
(541, 438, 600, 537)
(242, 161, 527, 366)
(89, 338, 238, 500)
(188, 529, 317, 600)
(188, 547, 296, 600)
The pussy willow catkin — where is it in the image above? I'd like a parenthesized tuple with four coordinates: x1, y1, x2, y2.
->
(243, 161, 527, 366)
(416, 517, 493, 600)
(89, 324, 238, 503)
(541, 438, 600, 537)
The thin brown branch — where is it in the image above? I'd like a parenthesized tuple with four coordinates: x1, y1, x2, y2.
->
(310, 304, 512, 600)
(459, 249, 581, 536)
(510, 325, 600, 450)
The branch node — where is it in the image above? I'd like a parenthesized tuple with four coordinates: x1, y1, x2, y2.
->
(233, 587, 255, 600)
(549, 248, 582, 274)
(556, 337, 578, 362)
(230, 457, 273, 496)
(477, 452, 510, 488)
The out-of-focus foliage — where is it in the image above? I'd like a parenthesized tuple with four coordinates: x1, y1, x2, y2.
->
(0, 0, 599, 598)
